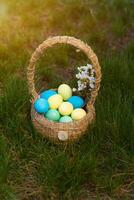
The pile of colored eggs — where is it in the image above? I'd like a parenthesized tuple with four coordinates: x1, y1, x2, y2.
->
(34, 84, 86, 123)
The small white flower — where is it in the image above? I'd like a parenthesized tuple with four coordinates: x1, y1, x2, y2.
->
(78, 84, 86, 91)
(80, 66, 86, 70)
(89, 83, 95, 89)
(87, 64, 92, 69)
(78, 67, 82, 72)
(75, 63, 95, 92)
(72, 88, 77, 92)
(76, 74, 80, 79)
(80, 73, 88, 79)
(77, 80, 81, 85)
(88, 76, 95, 82)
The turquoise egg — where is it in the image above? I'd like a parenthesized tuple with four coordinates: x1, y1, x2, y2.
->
(59, 116, 73, 123)
(45, 109, 60, 121)
(34, 98, 49, 114)
(40, 89, 57, 100)
(68, 96, 85, 108)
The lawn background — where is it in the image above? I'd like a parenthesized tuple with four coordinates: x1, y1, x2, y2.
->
(0, 0, 134, 199)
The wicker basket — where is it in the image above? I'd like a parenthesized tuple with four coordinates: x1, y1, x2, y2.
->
(27, 36, 101, 144)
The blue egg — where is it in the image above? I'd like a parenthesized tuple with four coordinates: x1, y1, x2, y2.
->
(40, 89, 57, 100)
(34, 98, 49, 114)
(68, 96, 85, 108)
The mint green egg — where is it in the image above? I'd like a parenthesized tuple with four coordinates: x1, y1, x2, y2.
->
(45, 109, 60, 121)
(59, 116, 73, 123)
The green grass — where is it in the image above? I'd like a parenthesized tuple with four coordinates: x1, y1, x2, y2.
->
(0, 0, 134, 199)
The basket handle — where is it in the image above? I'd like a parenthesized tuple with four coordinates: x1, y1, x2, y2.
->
(27, 36, 101, 107)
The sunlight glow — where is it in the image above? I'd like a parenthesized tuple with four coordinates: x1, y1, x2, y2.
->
(0, 3, 8, 20)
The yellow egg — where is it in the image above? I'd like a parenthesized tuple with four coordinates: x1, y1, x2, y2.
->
(48, 94, 63, 109)
(58, 102, 73, 116)
(71, 108, 86, 120)
(58, 84, 72, 100)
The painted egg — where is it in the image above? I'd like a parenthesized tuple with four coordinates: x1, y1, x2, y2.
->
(58, 102, 73, 116)
(68, 96, 85, 108)
(34, 98, 49, 114)
(45, 109, 60, 121)
(40, 89, 57, 100)
(71, 108, 86, 120)
(59, 116, 73, 123)
(58, 84, 72, 100)
(48, 94, 63, 109)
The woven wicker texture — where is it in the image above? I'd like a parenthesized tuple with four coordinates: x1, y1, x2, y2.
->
(27, 36, 101, 143)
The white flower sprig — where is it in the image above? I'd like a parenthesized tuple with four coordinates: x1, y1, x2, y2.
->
(73, 64, 95, 92)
